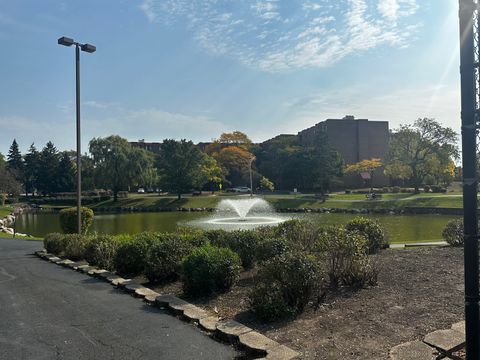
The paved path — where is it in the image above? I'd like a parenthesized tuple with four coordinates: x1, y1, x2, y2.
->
(0, 238, 237, 360)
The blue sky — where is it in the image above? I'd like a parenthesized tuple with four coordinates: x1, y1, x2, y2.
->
(0, 0, 460, 154)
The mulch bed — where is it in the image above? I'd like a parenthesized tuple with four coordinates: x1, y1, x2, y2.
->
(146, 247, 464, 359)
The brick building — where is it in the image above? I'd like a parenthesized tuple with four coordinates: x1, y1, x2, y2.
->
(297, 115, 389, 188)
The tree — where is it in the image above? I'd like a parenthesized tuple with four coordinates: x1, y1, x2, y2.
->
(0, 152, 22, 198)
(157, 139, 207, 199)
(197, 154, 224, 193)
(206, 131, 255, 186)
(89, 135, 154, 201)
(345, 158, 383, 191)
(260, 176, 274, 192)
(388, 118, 458, 192)
(56, 152, 76, 192)
(7, 139, 24, 183)
(37, 141, 60, 195)
(24, 144, 41, 196)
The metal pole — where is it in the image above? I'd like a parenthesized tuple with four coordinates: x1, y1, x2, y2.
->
(459, 1, 480, 358)
(75, 44, 82, 235)
(249, 158, 254, 197)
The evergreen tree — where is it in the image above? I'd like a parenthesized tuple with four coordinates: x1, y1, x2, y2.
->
(37, 142, 60, 195)
(7, 139, 24, 183)
(56, 152, 76, 192)
(24, 144, 41, 196)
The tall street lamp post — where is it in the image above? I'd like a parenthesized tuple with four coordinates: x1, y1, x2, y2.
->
(249, 157, 256, 197)
(58, 36, 96, 235)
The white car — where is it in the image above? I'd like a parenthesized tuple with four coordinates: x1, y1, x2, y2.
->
(137, 188, 145, 193)
(232, 186, 251, 193)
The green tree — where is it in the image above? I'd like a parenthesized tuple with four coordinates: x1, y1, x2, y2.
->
(89, 135, 154, 201)
(157, 139, 206, 199)
(37, 141, 60, 195)
(24, 144, 41, 196)
(56, 152, 76, 192)
(7, 139, 24, 184)
(0, 152, 22, 198)
(198, 154, 224, 193)
(388, 118, 458, 193)
(260, 176, 274, 192)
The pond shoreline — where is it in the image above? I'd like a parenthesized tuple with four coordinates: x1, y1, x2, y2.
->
(32, 205, 465, 216)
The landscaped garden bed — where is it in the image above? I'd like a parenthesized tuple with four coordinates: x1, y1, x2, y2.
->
(42, 209, 465, 359)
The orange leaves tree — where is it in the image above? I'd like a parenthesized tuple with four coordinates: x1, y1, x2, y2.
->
(345, 158, 383, 191)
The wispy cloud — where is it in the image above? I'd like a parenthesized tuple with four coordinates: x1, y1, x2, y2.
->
(138, 0, 420, 72)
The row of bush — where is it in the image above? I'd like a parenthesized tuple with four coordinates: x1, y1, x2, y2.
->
(44, 217, 386, 322)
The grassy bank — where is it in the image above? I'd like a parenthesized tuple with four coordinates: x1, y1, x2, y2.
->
(35, 192, 466, 212)
(0, 206, 13, 218)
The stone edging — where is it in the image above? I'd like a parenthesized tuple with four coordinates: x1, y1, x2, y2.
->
(35, 250, 299, 360)
(389, 321, 465, 359)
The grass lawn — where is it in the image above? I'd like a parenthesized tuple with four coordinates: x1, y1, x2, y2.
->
(0, 206, 13, 218)
(34, 192, 468, 211)
(0, 233, 43, 240)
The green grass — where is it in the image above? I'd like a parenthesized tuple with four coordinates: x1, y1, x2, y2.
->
(0, 206, 13, 218)
(33, 192, 469, 212)
(0, 233, 43, 240)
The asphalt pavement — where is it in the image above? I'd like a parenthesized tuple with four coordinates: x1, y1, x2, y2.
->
(0, 238, 238, 360)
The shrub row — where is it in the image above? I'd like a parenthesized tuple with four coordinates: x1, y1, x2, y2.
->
(44, 216, 386, 322)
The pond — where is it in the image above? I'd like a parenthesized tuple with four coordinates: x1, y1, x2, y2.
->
(16, 211, 459, 244)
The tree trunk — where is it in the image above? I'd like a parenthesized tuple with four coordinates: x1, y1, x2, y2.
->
(177, 192, 181, 200)
(113, 190, 118, 202)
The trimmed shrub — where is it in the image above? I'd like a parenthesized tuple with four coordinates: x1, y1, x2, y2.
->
(250, 251, 319, 322)
(114, 233, 157, 277)
(423, 185, 431, 193)
(227, 230, 259, 269)
(62, 234, 91, 260)
(345, 217, 386, 254)
(43, 233, 65, 255)
(84, 234, 119, 270)
(274, 219, 319, 252)
(182, 244, 241, 297)
(256, 237, 289, 263)
(59, 207, 94, 234)
(316, 226, 376, 287)
(392, 186, 401, 193)
(204, 229, 229, 246)
(442, 219, 464, 247)
(144, 234, 193, 283)
(249, 285, 293, 322)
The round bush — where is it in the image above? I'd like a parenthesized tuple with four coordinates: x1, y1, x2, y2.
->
(273, 219, 319, 252)
(59, 207, 94, 234)
(345, 217, 386, 254)
(256, 237, 289, 263)
(113, 233, 157, 276)
(182, 244, 241, 297)
(249, 251, 319, 321)
(442, 219, 464, 247)
(144, 234, 193, 283)
(84, 234, 119, 270)
(43, 233, 65, 255)
(249, 285, 293, 322)
(62, 234, 90, 260)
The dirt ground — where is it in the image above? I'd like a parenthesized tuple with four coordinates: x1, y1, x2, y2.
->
(151, 247, 465, 360)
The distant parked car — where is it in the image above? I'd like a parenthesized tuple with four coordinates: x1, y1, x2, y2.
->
(137, 188, 145, 193)
(231, 186, 251, 193)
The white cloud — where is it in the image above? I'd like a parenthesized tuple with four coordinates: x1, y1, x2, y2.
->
(138, 0, 420, 72)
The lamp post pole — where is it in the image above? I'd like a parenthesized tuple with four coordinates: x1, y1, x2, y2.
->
(249, 157, 255, 197)
(58, 37, 96, 235)
(75, 44, 82, 235)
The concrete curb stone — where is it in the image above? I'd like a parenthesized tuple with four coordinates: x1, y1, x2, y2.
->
(199, 316, 220, 332)
(216, 320, 252, 343)
(181, 304, 209, 322)
(134, 287, 159, 299)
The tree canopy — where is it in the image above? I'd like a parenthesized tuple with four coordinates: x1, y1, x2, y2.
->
(387, 118, 458, 192)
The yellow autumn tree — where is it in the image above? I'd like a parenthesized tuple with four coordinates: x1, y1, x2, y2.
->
(345, 158, 383, 191)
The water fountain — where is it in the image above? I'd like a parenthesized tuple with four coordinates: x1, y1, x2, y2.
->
(198, 197, 287, 229)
